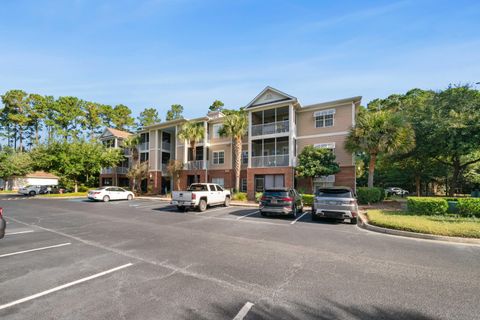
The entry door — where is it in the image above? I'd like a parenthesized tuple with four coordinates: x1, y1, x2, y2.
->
(255, 177, 265, 192)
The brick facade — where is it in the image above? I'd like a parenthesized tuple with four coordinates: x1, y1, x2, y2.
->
(246, 167, 295, 200)
(296, 165, 356, 194)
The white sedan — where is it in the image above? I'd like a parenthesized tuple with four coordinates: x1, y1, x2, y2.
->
(88, 187, 134, 202)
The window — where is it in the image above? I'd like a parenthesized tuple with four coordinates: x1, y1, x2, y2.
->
(241, 178, 247, 192)
(242, 151, 248, 164)
(140, 152, 149, 163)
(212, 123, 223, 139)
(314, 109, 335, 128)
(213, 151, 225, 164)
(315, 142, 336, 154)
(212, 178, 225, 187)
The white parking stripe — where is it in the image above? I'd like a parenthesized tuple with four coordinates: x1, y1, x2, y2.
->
(290, 212, 308, 225)
(233, 302, 254, 320)
(0, 263, 133, 311)
(236, 211, 259, 220)
(5, 230, 35, 236)
(0, 243, 71, 258)
(194, 206, 228, 215)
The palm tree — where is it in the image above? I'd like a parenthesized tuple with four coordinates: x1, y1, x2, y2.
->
(178, 121, 205, 182)
(167, 159, 183, 191)
(219, 110, 248, 192)
(122, 134, 141, 192)
(345, 110, 414, 188)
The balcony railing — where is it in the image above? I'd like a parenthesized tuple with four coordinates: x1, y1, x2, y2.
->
(101, 167, 129, 174)
(138, 142, 149, 151)
(251, 155, 289, 168)
(251, 120, 289, 136)
(184, 160, 205, 170)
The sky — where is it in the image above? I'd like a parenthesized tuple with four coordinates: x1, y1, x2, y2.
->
(1, 0, 479, 119)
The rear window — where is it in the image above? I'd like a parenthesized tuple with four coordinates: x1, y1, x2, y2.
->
(188, 184, 208, 191)
(264, 190, 288, 197)
(316, 189, 352, 198)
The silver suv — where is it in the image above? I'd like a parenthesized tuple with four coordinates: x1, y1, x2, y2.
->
(312, 187, 358, 224)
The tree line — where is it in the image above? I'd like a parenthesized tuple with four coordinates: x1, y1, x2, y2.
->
(346, 84, 480, 196)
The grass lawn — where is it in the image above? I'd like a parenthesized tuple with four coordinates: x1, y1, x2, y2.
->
(38, 192, 87, 198)
(367, 209, 480, 238)
(0, 190, 17, 194)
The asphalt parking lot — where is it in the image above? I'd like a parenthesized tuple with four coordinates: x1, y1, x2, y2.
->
(1, 195, 479, 319)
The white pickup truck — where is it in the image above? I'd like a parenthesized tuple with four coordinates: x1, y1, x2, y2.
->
(171, 183, 231, 212)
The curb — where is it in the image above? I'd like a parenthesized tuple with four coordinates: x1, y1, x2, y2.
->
(135, 197, 259, 207)
(358, 211, 480, 245)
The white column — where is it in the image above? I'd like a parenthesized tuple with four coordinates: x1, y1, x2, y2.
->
(158, 130, 162, 172)
(248, 111, 252, 168)
(183, 139, 188, 164)
(288, 104, 295, 166)
(203, 121, 208, 170)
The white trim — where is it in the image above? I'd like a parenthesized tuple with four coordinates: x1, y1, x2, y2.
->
(313, 109, 336, 117)
(208, 141, 232, 146)
(314, 142, 336, 149)
(296, 131, 349, 140)
(299, 96, 362, 111)
(245, 86, 297, 108)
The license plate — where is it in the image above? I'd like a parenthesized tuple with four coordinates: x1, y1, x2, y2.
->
(271, 199, 277, 204)
(328, 201, 338, 205)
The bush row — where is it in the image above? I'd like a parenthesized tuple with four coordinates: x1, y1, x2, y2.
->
(407, 197, 480, 217)
(357, 187, 385, 204)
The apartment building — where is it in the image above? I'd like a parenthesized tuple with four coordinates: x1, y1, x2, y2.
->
(98, 127, 132, 187)
(124, 87, 360, 200)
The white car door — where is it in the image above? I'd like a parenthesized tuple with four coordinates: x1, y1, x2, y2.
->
(117, 188, 128, 200)
(215, 184, 225, 203)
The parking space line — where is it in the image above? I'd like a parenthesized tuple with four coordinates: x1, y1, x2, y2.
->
(233, 301, 254, 320)
(0, 263, 133, 311)
(290, 212, 308, 225)
(236, 211, 259, 220)
(195, 206, 228, 215)
(0, 242, 71, 258)
(5, 230, 35, 236)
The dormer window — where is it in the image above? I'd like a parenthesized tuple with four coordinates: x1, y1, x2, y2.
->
(314, 109, 335, 128)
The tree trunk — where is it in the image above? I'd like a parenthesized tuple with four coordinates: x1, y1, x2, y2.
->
(35, 123, 39, 145)
(190, 141, 198, 183)
(233, 137, 242, 192)
(74, 180, 78, 193)
(310, 177, 314, 194)
(367, 153, 377, 188)
(450, 163, 461, 197)
(415, 175, 421, 196)
(19, 126, 23, 152)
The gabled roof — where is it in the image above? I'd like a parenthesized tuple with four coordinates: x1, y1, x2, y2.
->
(101, 128, 132, 139)
(245, 86, 297, 109)
(25, 171, 59, 179)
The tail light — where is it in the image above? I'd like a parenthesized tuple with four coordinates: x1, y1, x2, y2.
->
(0, 207, 3, 218)
(281, 197, 293, 202)
(191, 193, 196, 200)
(351, 211, 357, 217)
(261, 196, 267, 201)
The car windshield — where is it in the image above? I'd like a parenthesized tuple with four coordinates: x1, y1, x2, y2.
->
(316, 189, 352, 198)
(264, 190, 288, 197)
(188, 184, 208, 191)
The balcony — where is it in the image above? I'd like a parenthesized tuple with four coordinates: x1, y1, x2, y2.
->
(138, 142, 149, 151)
(184, 160, 205, 170)
(251, 120, 289, 136)
(101, 167, 129, 175)
(251, 155, 289, 168)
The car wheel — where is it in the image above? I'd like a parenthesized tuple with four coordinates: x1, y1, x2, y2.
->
(177, 206, 185, 212)
(29, 191, 36, 197)
(291, 205, 297, 219)
(350, 217, 358, 225)
(298, 204, 303, 213)
(103, 195, 110, 202)
(260, 211, 267, 217)
(198, 199, 207, 212)
(127, 194, 133, 201)
(224, 196, 231, 207)
(311, 214, 318, 221)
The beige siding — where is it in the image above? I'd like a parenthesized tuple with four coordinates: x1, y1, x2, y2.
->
(297, 134, 353, 166)
(208, 143, 232, 170)
(208, 121, 230, 144)
(296, 103, 353, 137)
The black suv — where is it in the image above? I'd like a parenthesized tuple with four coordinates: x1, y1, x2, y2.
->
(259, 188, 304, 218)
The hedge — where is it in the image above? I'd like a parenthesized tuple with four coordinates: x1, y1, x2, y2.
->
(407, 197, 448, 215)
(456, 198, 480, 217)
(357, 187, 384, 204)
(232, 192, 247, 201)
(302, 194, 314, 206)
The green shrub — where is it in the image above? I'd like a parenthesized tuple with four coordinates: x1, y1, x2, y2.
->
(255, 192, 263, 202)
(77, 185, 89, 192)
(302, 194, 314, 206)
(357, 187, 383, 204)
(407, 197, 448, 215)
(232, 192, 247, 201)
(456, 198, 480, 217)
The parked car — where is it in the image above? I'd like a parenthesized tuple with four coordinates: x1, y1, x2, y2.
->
(87, 187, 134, 202)
(18, 185, 43, 196)
(385, 187, 409, 196)
(312, 187, 359, 224)
(259, 188, 304, 218)
(171, 183, 231, 212)
(0, 207, 6, 239)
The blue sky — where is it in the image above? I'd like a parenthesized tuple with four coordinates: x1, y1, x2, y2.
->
(1, 0, 479, 119)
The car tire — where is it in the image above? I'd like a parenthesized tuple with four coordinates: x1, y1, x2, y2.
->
(311, 214, 318, 221)
(291, 206, 297, 219)
(103, 195, 110, 202)
(198, 199, 207, 212)
(260, 211, 267, 217)
(127, 194, 133, 201)
(350, 217, 358, 225)
(29, 191, 36, 197)
(224, 196, 231, 207)
(177, 206, 185, 212)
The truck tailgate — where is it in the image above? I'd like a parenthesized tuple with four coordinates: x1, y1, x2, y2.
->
(172, 191, 192, 202)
